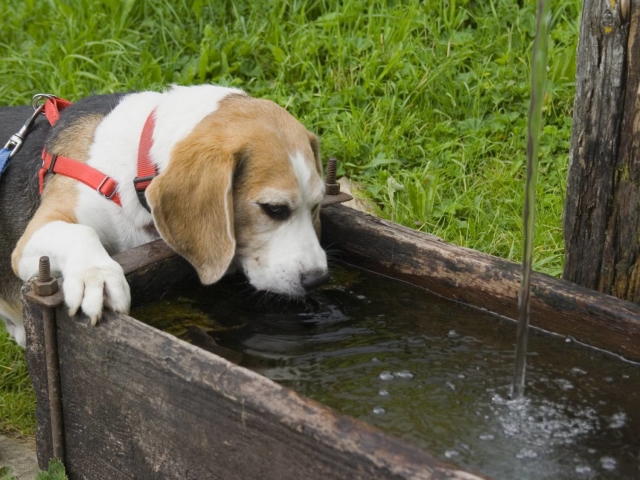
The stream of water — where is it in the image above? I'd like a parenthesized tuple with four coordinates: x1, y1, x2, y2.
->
(512, 0, 551, 399)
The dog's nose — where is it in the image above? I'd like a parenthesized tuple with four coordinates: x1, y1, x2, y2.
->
(300, 269, 330, 291)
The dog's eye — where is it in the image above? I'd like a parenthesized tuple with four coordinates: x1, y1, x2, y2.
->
(260, 203, 291, 220)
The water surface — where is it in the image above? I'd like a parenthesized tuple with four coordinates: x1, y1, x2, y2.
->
(133, 264, 640, 480)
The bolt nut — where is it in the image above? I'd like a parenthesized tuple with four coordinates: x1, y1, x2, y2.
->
(34, 277, 59, 296)
(325, 182, 340, 195)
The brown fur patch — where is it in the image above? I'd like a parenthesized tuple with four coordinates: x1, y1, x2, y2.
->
(11, 115, 104, 274)
(0, 296, 21, 322)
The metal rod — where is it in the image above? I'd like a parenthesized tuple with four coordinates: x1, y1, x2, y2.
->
(37, 256, 65, 462)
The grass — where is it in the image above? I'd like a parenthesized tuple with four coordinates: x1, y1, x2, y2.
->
(0, 0, 580, 436)
(1, 460, 68, 480)
(0, 327, 36, 436)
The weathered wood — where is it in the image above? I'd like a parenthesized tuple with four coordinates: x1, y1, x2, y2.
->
(23, 302, 484, 480)
(322, 205, 640, 361)
(24, 203, 640, 480)
(563, 0, 640, 302)
(22, 282, 54, 470)
(112, 238, 177, 275)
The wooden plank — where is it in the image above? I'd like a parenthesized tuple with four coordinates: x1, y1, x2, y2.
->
(321, 204, 640, 361)
(23, 302, 485, 480)
(562, 0, 640, 301)
(112, 238, 176, 275)
(22, 282, 54, 470)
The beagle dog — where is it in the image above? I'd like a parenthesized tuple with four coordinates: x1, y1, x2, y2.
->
(0, 85, 329, 347)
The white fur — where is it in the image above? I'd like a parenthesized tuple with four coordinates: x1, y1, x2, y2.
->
(239, 151, 327, 295)
(17, 221, 131, 326)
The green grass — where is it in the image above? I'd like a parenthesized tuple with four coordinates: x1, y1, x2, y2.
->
(0, 0, 580, 435)
(1, 460, 68, 480)
(0, 327, 36, 436)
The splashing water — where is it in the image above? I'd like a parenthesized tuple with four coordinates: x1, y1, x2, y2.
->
(512, 0, 551, 399)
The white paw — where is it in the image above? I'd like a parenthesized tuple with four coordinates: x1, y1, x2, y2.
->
(2, 320, 26, 347)
(63, 261, 131, 326)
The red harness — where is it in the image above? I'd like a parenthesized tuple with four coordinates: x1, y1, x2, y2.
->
(40, 97, 157, 209)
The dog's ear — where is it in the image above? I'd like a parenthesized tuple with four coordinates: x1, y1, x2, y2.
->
(146, 130, 237, 285)
(308, 132, 323, 238)
(308, 132, 322, 177)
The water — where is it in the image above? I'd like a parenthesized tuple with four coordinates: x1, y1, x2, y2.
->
(133, 264, 640, 480)
(512, 0, 551, 399)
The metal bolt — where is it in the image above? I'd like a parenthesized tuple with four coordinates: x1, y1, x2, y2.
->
(325, 158, 340, 195)
(34, 257, 58, 296)
(38, 256, 50, 281)
(34, 256, 65, 463)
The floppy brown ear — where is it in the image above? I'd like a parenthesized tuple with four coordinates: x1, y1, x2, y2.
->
(146, 131, 237, 285)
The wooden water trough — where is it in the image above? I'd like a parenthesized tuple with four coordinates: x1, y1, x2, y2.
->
(22, 204, 640, 480)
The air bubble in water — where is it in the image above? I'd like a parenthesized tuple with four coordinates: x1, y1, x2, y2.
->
(555, 379, 574, 391)
(609, 412, 626, 429)
(378, 371, 394, 381)
(444, 449, 459, 458)
(372, 406, 386, 415)
(574, 465, 591, 475)
(515, 448, 538, 459)
(600, 456, 616, 471)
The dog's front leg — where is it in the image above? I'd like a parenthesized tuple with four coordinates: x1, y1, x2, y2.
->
(12, 216, 130, 326)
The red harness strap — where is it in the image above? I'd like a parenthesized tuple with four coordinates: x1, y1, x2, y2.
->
(39, 97, 158, 209)
(133, 110, 158, 211)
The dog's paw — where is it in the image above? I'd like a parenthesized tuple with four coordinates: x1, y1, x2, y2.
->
(63, 261, 130, 326)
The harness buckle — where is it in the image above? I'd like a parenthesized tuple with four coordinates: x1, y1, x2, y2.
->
(3, 102, 47, 160)
(47, 154, 59, 174)
(97, 177, 117, 200)
(3, 134, 23, 159)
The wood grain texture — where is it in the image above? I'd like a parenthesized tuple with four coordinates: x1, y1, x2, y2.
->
(563, 0, 640, 301)
(23, 304, 484, 480)
(599, 0, 640, 301)
(321, 205, 640, 361)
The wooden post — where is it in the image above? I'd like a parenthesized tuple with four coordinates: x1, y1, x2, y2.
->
(563, 0, 640, 302)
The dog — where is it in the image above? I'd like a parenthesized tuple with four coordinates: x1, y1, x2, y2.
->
(0, 85, 329, 347)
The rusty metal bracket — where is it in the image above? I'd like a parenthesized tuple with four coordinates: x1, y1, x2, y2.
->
(25, 257, 65, 464)
(322, 158, 353, 206)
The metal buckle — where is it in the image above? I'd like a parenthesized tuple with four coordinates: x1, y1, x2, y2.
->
(4, 102, 47, 159)
(133, 175, 156, 188)
(31, 93, 58, 111)
(47, 155, 58, 174)
(3, 135, 21, 157)
(97, 177, 117, 199)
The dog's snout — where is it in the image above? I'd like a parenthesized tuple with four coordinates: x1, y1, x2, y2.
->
(300, 269, 330, 291)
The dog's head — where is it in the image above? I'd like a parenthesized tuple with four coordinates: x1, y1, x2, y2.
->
(146, 93, 328, 296)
